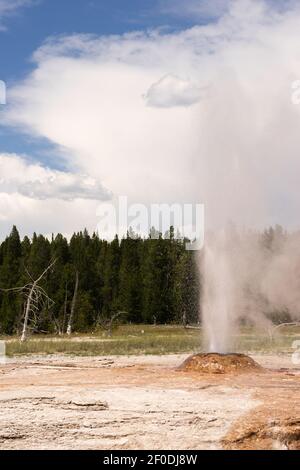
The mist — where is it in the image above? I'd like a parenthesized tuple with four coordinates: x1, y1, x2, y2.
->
(202, 226, 300, 353)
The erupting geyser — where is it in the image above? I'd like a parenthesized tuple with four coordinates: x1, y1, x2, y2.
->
(180, 228, 264, 374)
(202, 229, 237, 354)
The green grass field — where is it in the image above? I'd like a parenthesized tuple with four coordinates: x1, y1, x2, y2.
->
(2, 324, 300, 357)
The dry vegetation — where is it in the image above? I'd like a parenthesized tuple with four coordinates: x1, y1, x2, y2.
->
(1, 324, 299, 357)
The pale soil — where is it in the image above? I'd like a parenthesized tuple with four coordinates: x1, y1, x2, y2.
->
(0, 353, 299, 450)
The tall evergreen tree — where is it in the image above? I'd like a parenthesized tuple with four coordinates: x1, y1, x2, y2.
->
(0, 225, 206, 335)
(118, 234, 143, 322)
(143, 232, 177, 324)
(0, 226, 22, 333)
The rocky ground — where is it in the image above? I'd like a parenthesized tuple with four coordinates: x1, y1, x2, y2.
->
(0, 353, 299, 450)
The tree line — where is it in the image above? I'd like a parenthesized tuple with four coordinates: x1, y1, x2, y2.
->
(0, 224, 293, 337)
(0, 226, 200, 335)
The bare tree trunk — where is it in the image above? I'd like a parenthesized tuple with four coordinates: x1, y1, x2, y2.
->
(182, 311, 187, 329)
(98, 311, 124, 337)
(53, 315, 62, 335)
(67, 270, 79, 336)
(20, 259, 57, 342)
(62, 282, 68, 334)
(269, 321, 300, 342)
(21, 285, 35, 342)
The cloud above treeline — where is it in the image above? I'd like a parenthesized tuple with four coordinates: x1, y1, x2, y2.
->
(0, 153, 111, 201)
(3, 0, 300, 236)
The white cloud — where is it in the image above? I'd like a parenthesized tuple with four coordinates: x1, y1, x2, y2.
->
(0, 0, 36, 30)
(144, 74, 204, 108)
(0, 153, 111, 237)
(160, 0, 231, 20)
(3, 0, 300, 235)
(0, 153, 110, 201)
(0, 190, 102, 239)
(160, 0, 299, 20)
(19, 175, 110, 201)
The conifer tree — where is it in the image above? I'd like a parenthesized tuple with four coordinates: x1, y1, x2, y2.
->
(0, 226, 22, 333)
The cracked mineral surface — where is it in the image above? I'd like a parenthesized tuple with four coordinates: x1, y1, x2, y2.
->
(0, 354, 299, 450)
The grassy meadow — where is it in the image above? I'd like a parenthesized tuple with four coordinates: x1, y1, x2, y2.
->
(1, 324, 300, 357)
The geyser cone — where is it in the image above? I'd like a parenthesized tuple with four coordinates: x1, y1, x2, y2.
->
(179, 353, 262, 375)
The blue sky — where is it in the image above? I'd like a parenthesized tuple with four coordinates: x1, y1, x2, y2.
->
(0, 0, 300, 238)
(1, 0, 200, 81)
(0, 0, 289, 167)
(0, 0, 205, 166)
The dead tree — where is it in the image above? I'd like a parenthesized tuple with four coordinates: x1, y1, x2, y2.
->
(0, 259, 57, 342)
(97, 311, 126, 337)
(182, 311, 188, 329)
(62, 281, 68, 334)
(47, 280, 69, 336)
(67, 270, 79, 336)
(21, 260, 57, 342)
(269, 321, 300, 341)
